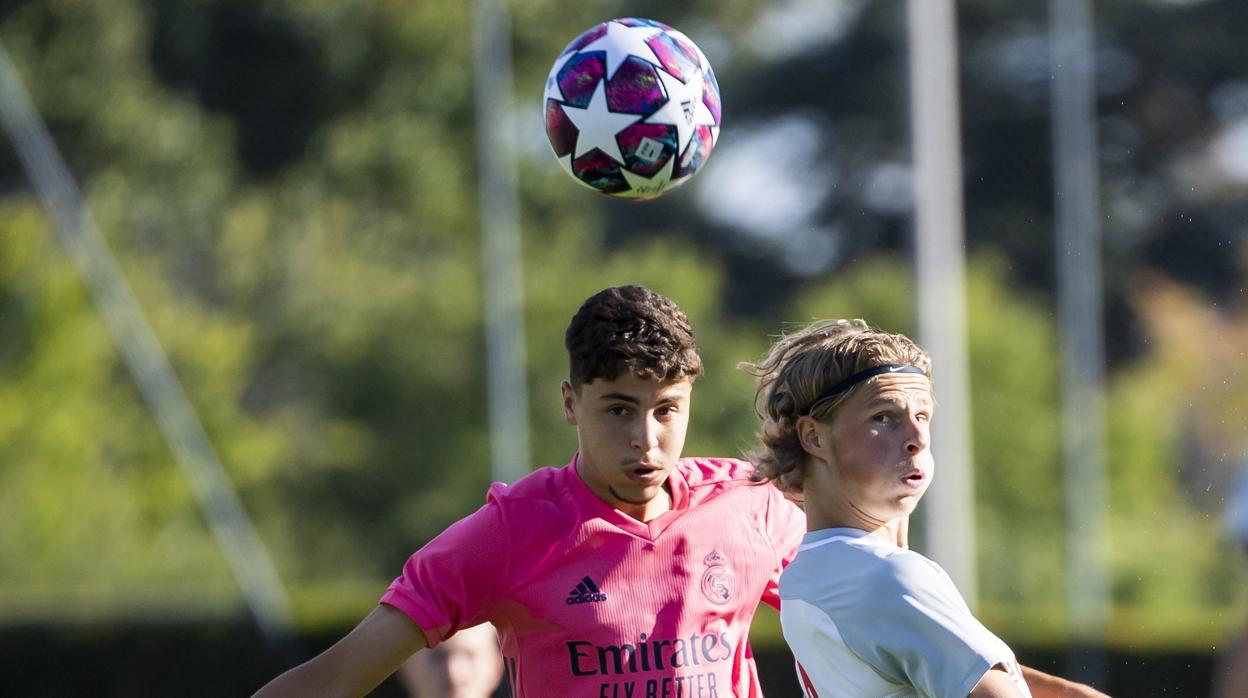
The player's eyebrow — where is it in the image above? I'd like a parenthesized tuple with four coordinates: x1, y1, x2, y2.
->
(654, 389, 688, 404)
(597, 392, 641, 404)
(597, 390, 687, 406)
(864, 392, 933, 410)
(863, 395, 905, 409)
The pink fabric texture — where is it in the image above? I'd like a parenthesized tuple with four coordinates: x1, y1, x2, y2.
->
(381, 455, 805, 697)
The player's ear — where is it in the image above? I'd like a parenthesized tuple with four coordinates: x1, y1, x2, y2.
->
(796, 415, 823, 456)
(561, 380, 579, 426)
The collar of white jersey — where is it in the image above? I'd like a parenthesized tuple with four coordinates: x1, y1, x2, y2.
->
(798, 527, 894, 553)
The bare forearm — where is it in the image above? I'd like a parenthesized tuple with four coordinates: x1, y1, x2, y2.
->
(252, 653, 392, 698)
(251, 605, 427, 698)
(252, 663, 339, 698)
(1021, 665, 1111, 698)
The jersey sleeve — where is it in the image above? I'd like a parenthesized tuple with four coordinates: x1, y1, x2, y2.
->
(760, 486, 806, 610)
(380, 490, 510, 647)
(842, 554, 1015, 697)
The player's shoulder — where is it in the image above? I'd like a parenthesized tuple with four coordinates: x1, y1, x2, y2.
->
(788, 533, 926, 594)
(782, 534, 891, 609)
(789, 532, 889, 577)
(858, 545, 953, 601)
(484, 465, 573, 508)
(678, 456, 762, 488)
(476, 465, 591, 539)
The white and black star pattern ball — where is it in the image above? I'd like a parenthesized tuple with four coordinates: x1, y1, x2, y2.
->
(543, 18, 722, 200)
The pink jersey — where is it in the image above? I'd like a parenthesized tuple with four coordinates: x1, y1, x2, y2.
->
(382, 454, 805, 697)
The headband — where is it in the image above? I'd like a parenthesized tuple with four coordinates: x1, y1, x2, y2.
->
(799, 364, 927, 416)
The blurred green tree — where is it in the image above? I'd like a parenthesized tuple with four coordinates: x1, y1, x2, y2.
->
(0, 0, 1243, 655)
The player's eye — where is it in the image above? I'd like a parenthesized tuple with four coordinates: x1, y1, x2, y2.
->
(654, 406, 678, 420)
(607, 405, 632, 417)
(871, 412, 893, 425)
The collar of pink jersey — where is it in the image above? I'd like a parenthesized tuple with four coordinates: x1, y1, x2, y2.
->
(567, 452, 691, 539)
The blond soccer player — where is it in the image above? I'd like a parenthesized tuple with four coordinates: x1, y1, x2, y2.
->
(742, 319, 1111, 698)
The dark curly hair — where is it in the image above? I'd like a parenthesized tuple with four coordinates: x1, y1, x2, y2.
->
(565, 286, 703, 389)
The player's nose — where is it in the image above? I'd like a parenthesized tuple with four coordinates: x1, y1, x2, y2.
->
(903, 414, 928, 454)
(631, 414, 661, 452)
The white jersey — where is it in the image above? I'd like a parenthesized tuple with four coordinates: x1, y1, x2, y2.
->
(779, 528, 1031, 698)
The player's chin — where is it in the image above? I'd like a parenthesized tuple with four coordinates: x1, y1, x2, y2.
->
(891, 494, 923, 517)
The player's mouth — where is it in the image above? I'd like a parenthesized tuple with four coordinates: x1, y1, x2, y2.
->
(626, 463, 665, 484)
(901, 469, 926, 489)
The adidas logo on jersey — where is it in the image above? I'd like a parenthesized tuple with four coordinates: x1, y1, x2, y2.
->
(566, 576, 607, 605)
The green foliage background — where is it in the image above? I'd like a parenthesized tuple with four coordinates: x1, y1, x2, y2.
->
(0, 0, 1245, 655)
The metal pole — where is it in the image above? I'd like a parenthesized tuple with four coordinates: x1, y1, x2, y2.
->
(0, 41, 295, 645)
(907, 0, 977, 603)
(471, 0, 530, 483)
(1050, 0, 1109, 683)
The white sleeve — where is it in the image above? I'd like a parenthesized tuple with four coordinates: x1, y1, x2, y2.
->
(837, 553, 1024, 697)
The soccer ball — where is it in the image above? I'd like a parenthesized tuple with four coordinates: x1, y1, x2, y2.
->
(543, 18, 722, 200)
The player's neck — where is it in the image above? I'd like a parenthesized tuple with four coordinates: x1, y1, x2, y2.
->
(618, 484, 672, 522)
(803, 491, 906, 547)
(864, 520, 906, 547)
(810, 517, 906, 548)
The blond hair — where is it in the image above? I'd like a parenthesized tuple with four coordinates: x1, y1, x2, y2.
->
(739, 319, 932, 494)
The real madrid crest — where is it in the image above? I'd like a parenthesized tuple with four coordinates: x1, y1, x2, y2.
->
(700, 549, 735, 605)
